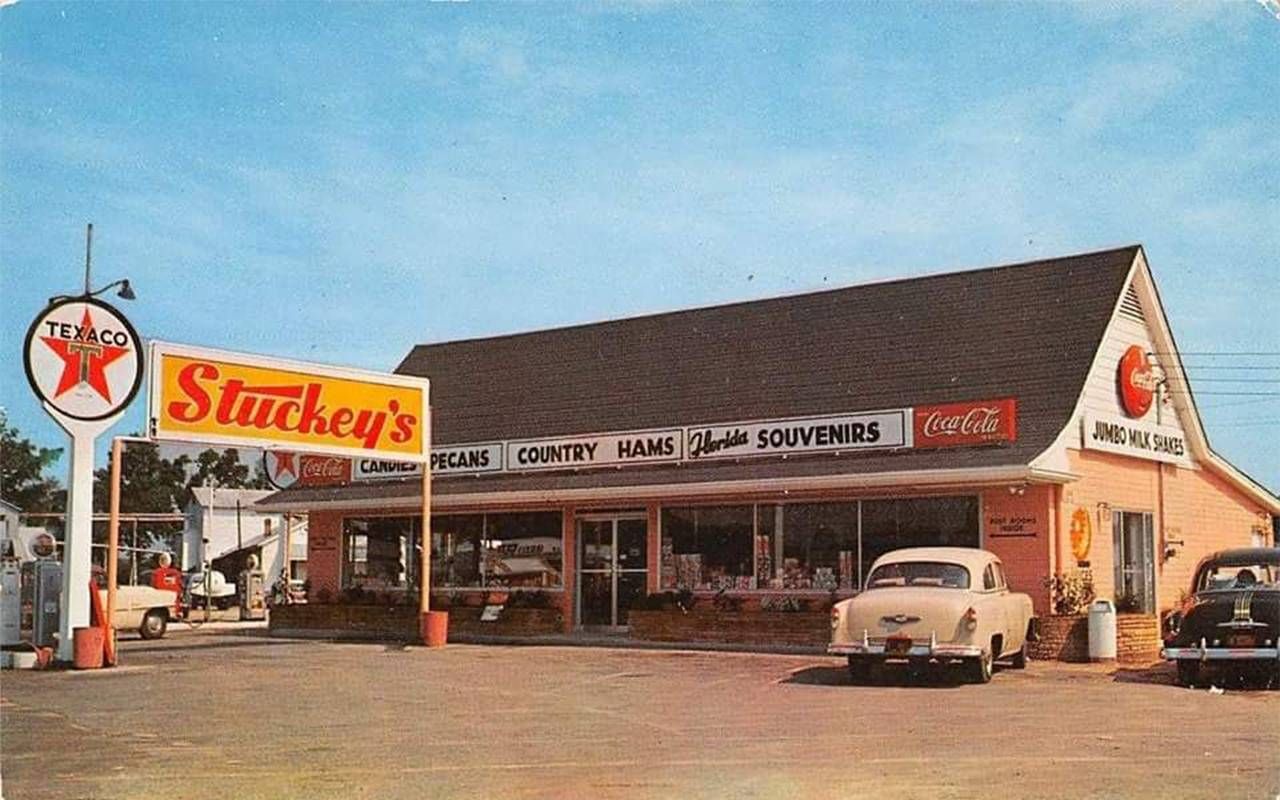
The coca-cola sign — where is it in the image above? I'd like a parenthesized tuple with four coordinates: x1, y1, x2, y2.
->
(298, 455, 352, 486)
(1116, 344, 1156, 418)
(913, 398, 1017, 448)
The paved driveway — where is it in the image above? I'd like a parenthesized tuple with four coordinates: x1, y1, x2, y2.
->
(2, 629, 1277, 799)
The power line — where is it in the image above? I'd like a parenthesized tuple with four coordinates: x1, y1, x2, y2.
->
(1182, 366, 1280, 371)
(1151, 352, 1280, 356)
(1164, 391, 1280, 396)
(1185, 378, 1280, 383)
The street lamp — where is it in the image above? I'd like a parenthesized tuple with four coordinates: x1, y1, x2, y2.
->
(46, 223, 138, 305)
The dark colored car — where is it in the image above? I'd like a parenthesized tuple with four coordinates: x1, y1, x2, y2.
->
(1161, 547, 1280, 687)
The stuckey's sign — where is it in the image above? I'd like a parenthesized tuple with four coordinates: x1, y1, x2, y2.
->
(149, 342, 429, 461)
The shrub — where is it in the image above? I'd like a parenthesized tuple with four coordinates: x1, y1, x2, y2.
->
(1045, 570, 1095, 616)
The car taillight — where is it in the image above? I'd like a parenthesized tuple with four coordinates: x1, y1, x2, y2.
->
(830, 607, 841, 631)
(963, 607, 978, 630)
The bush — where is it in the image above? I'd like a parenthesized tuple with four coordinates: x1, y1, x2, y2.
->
(1045, 570, 1095, 616)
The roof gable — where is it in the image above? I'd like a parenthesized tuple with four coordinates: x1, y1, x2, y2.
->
(397, 247, 1138, 469)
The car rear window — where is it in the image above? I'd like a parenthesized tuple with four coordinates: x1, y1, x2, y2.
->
(1197, 563, 1279, 591)
(866, 561, 970, 590)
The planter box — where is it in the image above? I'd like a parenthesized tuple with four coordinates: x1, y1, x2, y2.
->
(628, 608, 830, 648)
(269, 603, 563, 641)
(269, 604, 419, 640)
(1116, 613, 1161, 665)
(1029, 615, 1089, 662)
(1028, 613, 1161, 664)
(445, 606, 564, 637)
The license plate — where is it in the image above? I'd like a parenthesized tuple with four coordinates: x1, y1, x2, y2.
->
(1228, 633, 1256, 648)
(886, 636, 912, 655)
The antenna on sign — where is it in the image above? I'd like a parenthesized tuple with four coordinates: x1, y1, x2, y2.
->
(83, 223, 94, 296)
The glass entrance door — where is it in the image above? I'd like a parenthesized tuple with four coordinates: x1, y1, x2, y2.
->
(577, 514, 647, 628)
(1113, 511, 1155, 614)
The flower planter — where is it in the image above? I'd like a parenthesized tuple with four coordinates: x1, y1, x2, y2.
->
(269, 603, 564, 641)
(1028, 615, 1089, 662)
(1028, 612, 1161, 663)
(628, 607, 830, 648)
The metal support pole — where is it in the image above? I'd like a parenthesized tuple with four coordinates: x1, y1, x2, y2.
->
(56, 432, 96, 662)
(105, 437, 122, 665)
(419, 468, 431, 614)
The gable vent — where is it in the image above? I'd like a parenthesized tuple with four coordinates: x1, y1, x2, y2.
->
(1118, 283, 1145, 323)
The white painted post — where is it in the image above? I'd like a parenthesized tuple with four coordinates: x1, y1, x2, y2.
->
(57, 432, 96, 661)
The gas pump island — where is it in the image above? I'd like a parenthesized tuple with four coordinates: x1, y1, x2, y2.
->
(18, 236, 434, 666)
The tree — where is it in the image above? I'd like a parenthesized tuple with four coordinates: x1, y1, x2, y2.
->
(0, 410, 64, 512)
(91, 438, 190, 514)
(185, 448, 269, 492)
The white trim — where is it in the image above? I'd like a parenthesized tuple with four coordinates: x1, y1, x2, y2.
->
(257, 465, 1071, 513)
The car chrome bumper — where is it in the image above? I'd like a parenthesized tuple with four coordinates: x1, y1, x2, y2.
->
(829, 630, 981, 659)
(1162, 645, 1280, 661)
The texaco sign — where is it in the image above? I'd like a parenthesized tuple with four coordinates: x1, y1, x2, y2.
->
(23, 298, 144, 422)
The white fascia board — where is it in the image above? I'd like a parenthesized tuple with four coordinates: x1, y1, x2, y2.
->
(255, 464, 1076, 513)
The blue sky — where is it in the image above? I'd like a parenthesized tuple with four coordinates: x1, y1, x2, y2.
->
(2, 2, 1278, 490)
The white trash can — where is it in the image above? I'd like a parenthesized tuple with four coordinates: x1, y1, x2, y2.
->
(1088, 599, 1117, 662)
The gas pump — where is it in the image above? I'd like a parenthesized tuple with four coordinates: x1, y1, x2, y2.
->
(1, 549, 20, 647)
(238, 554, 266, 621)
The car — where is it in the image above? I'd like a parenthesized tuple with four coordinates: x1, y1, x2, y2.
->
(89, 568, 180, 640)
(186, 570, 237, 610)
(829, 547, 1036, 684)
(1160, 547, 1279, 688)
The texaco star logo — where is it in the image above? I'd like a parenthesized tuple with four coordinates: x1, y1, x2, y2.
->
(263, 450, 299, 489)
(23, 298, 143, 422)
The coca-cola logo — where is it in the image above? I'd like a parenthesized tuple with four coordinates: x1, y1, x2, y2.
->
(300, 456, 350, 485)
(913, 399, 1017, 448)
(1116, 345, 1156, 418)
(921, 406, 1004, 438)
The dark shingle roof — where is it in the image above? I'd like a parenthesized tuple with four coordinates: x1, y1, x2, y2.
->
(269, 246, 1139, 503)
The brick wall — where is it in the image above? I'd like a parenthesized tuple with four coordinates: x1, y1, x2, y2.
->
(305, 510, 343, 601)
(1061, 450, 1272, 613)
(981, 485, 1053, 615)
(629, 608, 830, 648)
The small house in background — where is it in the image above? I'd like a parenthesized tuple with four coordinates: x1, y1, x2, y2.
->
(0, 498, 20, 551)
(183, 488, 307, 589)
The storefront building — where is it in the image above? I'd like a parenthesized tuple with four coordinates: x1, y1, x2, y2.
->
(261, 246, 1278, 648)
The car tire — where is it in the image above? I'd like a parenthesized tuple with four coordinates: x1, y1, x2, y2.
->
(847, 656, 872, 684)
(1176, 660, 1201, 688)
(969, 649, 993, 684)
(139, 610, 167, 640)
(1010, 640, 1029, 669)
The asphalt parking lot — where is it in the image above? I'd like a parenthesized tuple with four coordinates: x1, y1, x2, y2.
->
(2, 629, 1277, 800)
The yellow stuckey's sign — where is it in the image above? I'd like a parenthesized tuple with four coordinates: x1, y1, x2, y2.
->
(148, 342, 429, 461)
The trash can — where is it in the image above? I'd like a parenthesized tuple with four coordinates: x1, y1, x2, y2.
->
(73, 626, 104, 669)
(422, 611, 448, 648)
(1088, 599, 1117, 662)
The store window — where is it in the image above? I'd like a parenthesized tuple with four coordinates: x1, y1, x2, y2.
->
(661, 506, 755, 590)
(430, 512, 563, 590)
(483, 512, 563, 588)
(860, 497, 979, 581)
(780, 503, 859, 590)
(343, 516, 417, 591)
(431, 514, 483, 588)
(660, 496, 979, 594)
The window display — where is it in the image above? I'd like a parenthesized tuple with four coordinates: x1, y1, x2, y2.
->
(343, 516, 417, 591)
(660, 496, 979, 593)
(430, 512, 563, 589)
(661, 506, 755, 590)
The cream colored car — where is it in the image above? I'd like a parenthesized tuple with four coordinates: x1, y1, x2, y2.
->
(829, 547, 1036, 683)
(97, 585, 179, 640)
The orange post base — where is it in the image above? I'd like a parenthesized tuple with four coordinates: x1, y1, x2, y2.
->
(73, 627, 104, 669)
(421, 611, 448, 648)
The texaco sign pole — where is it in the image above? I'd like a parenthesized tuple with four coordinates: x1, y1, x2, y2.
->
(23, 280, 143, 663)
